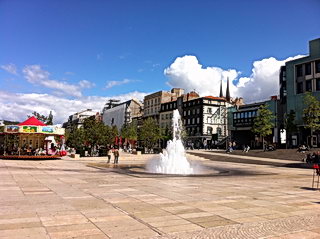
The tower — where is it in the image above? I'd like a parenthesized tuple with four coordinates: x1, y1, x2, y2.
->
(226, 77, 230, 101)
(219, 79, 223, 97)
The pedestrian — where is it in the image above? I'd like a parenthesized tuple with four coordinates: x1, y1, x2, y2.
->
(113, 146, 120, 164)
(106, 146, 111, 163)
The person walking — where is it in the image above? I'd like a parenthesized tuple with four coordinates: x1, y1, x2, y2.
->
(106, 146, 111, 163)
(113, 147, 120, 164)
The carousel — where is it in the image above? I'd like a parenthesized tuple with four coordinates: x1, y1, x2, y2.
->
(1, 116, 66, 159)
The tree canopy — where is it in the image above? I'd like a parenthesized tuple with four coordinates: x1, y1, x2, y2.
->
(28, 111, 53, 125)
(139, 117, 161, 152)
(121, 122, 137, 141)
(66, 117, 117, 153)
(303, 92, 320, 131)
(252, 104, 275, 141)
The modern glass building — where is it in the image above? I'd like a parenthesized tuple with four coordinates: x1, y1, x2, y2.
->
(279, 38, 320, 147)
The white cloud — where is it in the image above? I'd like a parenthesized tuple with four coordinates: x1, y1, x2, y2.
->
(105, 79, 136, 89)
(1, 63, 18, 75)
(22, 65, 95, 98)
(164, 55, 239, 97)
(164, 55, 305, 103)
(79, 80, 95, 88)
(236, 55, 305, 102)
(0, 91, 147, 124)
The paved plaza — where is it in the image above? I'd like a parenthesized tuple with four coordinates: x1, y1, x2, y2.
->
(1, 151, 320, 239)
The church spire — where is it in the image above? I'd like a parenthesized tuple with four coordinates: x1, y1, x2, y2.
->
(219, 79, 223, 97)
(226, 77, 230, 101)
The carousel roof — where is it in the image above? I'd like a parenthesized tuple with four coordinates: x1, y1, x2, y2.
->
(18, 116, 47, 126)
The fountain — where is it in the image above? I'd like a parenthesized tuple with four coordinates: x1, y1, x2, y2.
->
(146, 109, 196, 174)
(90, 109, 230, 177)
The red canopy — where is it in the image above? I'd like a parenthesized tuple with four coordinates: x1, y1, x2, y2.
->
(18, 116, 47, 126)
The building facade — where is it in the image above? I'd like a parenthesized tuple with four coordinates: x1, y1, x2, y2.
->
(102, 99, 143, 130)
(63, 109, 98, 130)
(228, 97, 278, 148)
(182, 96, 230, 148)
(279, 38, 320, 147)
(143, 88, 185, 121)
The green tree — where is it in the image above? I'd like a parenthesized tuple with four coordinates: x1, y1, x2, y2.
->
(303, 92, 320, 143)
(66, 127, 86, 150)
(28, 111, 53, 125)
(284, 110, 297, 148)
(251, 104, 275, 148)
(139, 117, 161, 153)
(121, 122, 137, 141)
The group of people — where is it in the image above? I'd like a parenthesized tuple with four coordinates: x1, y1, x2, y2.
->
(303, 151, 320, 164)
(226, 141, 237, 153)
(297, 144, 309, 153)
(106, 146, 120, 164)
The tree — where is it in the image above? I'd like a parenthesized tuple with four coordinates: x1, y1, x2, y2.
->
(121, 122, 137, 141)
(66, 127, 86, 150)
(28, 111, 53, 125)
(284, 110, 297, 148)
(66, 117, 117, 155)
(251, 104, 275, 148)
(303, 92, 320, 144)
(139, 117, 161, 153)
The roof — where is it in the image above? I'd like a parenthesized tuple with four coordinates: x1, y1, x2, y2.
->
(204, 96, 226, 101)
(18, 116, 47, 126)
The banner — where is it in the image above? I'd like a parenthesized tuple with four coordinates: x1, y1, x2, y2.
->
(41, 126, 54, 133)
(4, 125, 64, 135)
(22, 126, 38, 133)
(5, 125, 19, 133)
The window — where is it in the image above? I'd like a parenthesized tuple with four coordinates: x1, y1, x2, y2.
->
(217, 127, 222, 136)
(316, 61, 320, 73)
(233, 113, 237, 119)
(187, 119, 190, 124)
(305, 63, 312, 75)
(248, 111, 252, 118)
(192, 118, 195, 124)
(207, 127, 213, 135)
(244, 112, 248, 118)
(296, 82, 303, 94)
(192, 109, 195, 115)
(296, 65, 303, 77)
(316, 79, 320, 91)
(188, 110, 190, 115)
(241, 112, 244, 118)
(207, 108, 212, 114)
(197, 117, 200, 124)
(197, 108, 200, 114)
(183, 111, 186, 116)
(252, 111, 257, 117)
(306, 80, 312, 92)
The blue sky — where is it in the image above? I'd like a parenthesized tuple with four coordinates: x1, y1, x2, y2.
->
(0, 0, 319, 123)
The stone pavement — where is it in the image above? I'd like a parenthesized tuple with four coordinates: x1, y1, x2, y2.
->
(1, 152, 320, 239)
